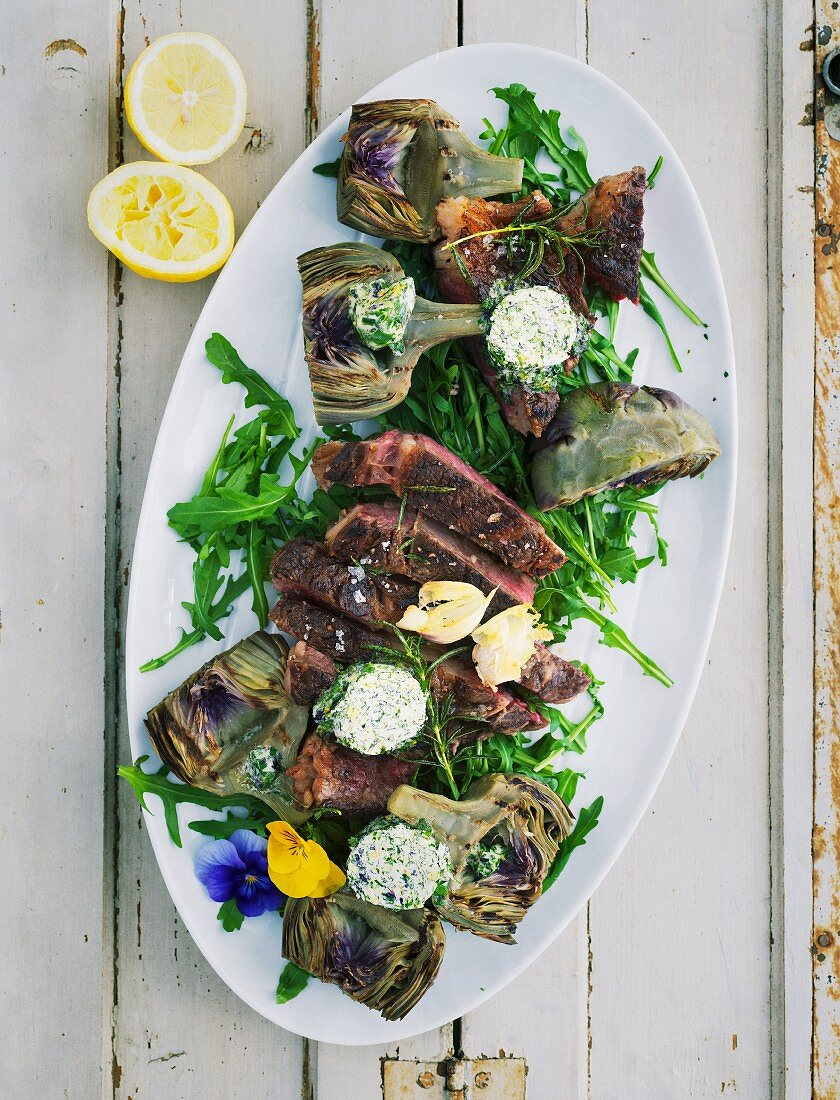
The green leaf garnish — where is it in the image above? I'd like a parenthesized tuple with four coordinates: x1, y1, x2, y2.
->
(276, 961, 311, 1004)
(217, 898, 245, 932)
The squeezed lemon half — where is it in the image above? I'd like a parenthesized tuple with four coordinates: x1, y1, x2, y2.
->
(125, 32, 247, 166)
(87, 162, 235, 281)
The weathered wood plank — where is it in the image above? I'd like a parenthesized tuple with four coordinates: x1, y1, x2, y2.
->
(110, 2, 308, 1096)
(309, 3, 459, 1088)
(456, 7, 590, 1097)
(0, 6, 109, 1100)
(813, 5, 840, 1098)
(767, 1, 815, 1097)
(585, 2, 772, 1096)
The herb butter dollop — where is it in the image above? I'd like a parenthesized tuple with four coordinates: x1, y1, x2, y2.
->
(346, 817, 453, 910)
(348, 275, 416, 353)
(313, 661, 427, 755)
(485, 285, 590, 394)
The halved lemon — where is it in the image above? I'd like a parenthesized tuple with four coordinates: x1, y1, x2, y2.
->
(125, 32, 247, 166)
(87, 162, 235, 281)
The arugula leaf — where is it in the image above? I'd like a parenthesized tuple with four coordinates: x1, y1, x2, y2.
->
(189, 812, 270, 839)
(543, 796, 605, 891)
(217, 898, 245, 932)
(276, 962, 311, 1004)
(205, 333, 300, 438)
(118, 757, 274, 847)
(312, 157, 341, 178)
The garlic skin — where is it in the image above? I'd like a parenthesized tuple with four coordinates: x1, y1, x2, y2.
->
(472, 605, 553, 688)
(395, 581, 497, 644)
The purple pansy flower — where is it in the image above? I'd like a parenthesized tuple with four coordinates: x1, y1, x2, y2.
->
(195, 830, 284, 918)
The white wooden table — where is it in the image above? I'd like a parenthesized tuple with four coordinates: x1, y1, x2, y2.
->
(2, 1, 834, 1096)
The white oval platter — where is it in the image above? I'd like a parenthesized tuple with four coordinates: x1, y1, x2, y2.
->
(125, 43, 736, 1045)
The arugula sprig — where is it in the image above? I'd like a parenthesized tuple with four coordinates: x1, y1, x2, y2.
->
(141, 335, 321, 672)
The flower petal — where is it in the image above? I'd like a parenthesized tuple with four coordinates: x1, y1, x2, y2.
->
(194, 839, 246, 903)
(300, 839, 329, 881)
(269, 864, 322, 898)
(308, 861, 347, 898)
(267, 821, 305, 874)
(229, 828, 268, 862)
(236, 874, 284, 917)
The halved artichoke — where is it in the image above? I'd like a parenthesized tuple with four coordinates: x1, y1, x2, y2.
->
(144, 631, 311, 824)
(282, 891, 446, 1019)
(388, 773, 573, 943)
(299, 241, 485, 423)
(338, 99, 524, 243)
(530, 382, 722, 510)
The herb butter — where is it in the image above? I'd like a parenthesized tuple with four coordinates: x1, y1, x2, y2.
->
(313, 661, 427, 755)
(346, 817, 453, 910)
(485, 284, 590, 394)
(348, 275, 416, 353)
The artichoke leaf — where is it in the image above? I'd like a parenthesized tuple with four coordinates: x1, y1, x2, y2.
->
(337, 99, 524, 243)
(391, 774, 576, 946)
(530, 382, 721, 510)
(298, 241, 485, 424)
(282, 891, 446, 1020)
(144, 630, 311, 825)
(388, 773, 573, 944)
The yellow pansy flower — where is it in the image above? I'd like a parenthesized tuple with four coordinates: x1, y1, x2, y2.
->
(266, 821, 346, 899)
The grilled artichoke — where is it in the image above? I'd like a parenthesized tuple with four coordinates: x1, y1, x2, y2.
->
(282, 891, 446, 1019)
(338, 99, 524, 243)
(299, 241, 485, 423)
(144, 631, 311, 823)
(388, 773, 573, 943)
(530, 382, 722, 510)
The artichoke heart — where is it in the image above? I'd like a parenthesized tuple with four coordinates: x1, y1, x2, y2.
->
(388, 773, 573, 944)
(530, 382, 722, 510)
(299, 241, 485, 424)
(338, 99, 524, 243)
(282, 892, 446, 1020)
(144, 630, 311, 824)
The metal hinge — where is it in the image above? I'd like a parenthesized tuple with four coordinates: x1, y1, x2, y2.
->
(383, 1056, 526, 1099)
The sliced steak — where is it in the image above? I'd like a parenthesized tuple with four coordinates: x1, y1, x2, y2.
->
(555, 168, 646, 303)
(434, 192, 594, 437)
(284, 641, 338, 707)
(324, 501, 536, 614)
(270, 597, 545, 732)
(312, 430, 566, 577)
(270, 538, 416, 625)
(430, 657, 544, 732)
(519, 645, 590, 704)
(287, 729, 417, 816)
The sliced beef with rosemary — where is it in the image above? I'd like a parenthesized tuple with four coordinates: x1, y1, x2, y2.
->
(287, 729, 418, 816)
(312, 430, 566, 577)
(553, 167, 646, 303)
(434, 191, 594, 437)
(324, 500, 536, 614)
(269, 596, 546, 732)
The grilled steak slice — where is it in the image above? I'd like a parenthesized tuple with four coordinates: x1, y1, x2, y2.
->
(287, 729, 417, 816)
(519, 646, 590, 704)
(285, 641, 338, 707)
(554, 168, 646, 303)
(324, 501, 536, 614)
(270, 538, 416, 625)
(434, 192, 594, 437)
(270, 597, 545, 732)
(429, 658, 544, 732)
(312, 430, 566, 577)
